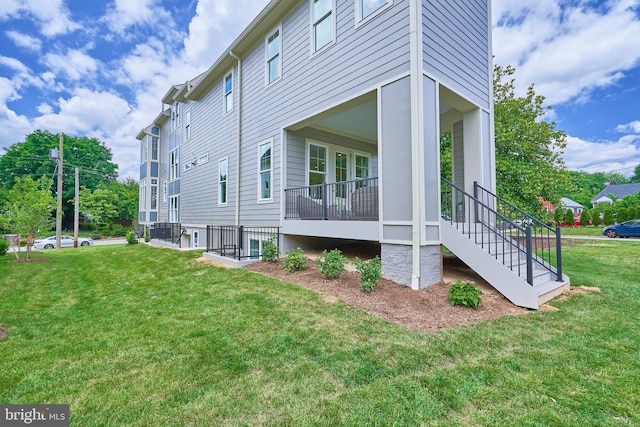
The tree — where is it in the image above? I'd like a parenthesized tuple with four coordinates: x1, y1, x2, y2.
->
(616, 207, 628, 223)
(631, 164, 640, 183)
(79, 187, 118, 232)
(2, 177, 55, 260)
(440, 131, 452, 182)
(564, 208, 575, 227)
(493, 65, 572, 215)
(579, 208, 591, 227)
(554, 207, 565, 225)
(0, 130, 118, 228)
(603, 207, 614, 226)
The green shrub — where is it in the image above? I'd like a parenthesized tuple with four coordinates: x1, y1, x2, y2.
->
(616, 207, 628, 223)
(353, 256, 382, 293)
(0, 239, 9, 256)
(448, 281, 482, 309)
(262, 236, 279, 262)
(317, 249, 347, 279)
(579, 208, 591, 227)
(281, 247, 307, 272)
(125, 231, 138, 245)
(564, 208, 575, 226)
(144, 227, 150, 242)
(603, 208, 614, 226)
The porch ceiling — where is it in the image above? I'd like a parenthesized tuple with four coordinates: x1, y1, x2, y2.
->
(312, 100, 377, 143)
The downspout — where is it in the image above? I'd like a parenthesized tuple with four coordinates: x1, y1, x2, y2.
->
(409, 0, 423, 289)
(230, 51, 242, 226)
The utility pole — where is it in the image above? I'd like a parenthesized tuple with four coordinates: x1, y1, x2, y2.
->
(56, 134, 63, 249)
(74, 167, 79, 248)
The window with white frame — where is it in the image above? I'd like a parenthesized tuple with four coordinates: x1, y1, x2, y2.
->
(355, 152, 370, 188)
(266, 28, 281, 84)
(162, 181, 167, 202)
(151, 136, 158, 161)
(312, 0, 334, 53)
(250, 239, 261, 259)
(258, 141, 272, 201)
(193, 231, 199, 248)
(171, 102, 181, 130)
(184, 110, 191, 141)
(141, 138, 148, 162)
(169, 196, 179, 222)
(224, 73, 233, 113)
(358, 0, 391, 21)
(170, 147, 180, 181)
(140, 184, 147, 211)
(308, 143, 327, 198)
(150, 178, 158, 210)
(198, 153, 209, 165)
(218, 157, 228, 205)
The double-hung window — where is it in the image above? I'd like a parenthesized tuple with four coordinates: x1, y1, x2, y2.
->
(184, 110, 191, 141)
(358, 0, 391, 22)
(258, 140, 272, 201)
(266, 28, 281, 84)
(224, 73, 233, 113)
(150, 178, 158, 210)
(170, 147, 180, 181)
(218, 157, 228, 205)
(312, 0, 334, 53)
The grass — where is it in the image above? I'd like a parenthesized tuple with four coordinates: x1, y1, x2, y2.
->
(1, 243, 639, 425)
(560, 226, 605, 237)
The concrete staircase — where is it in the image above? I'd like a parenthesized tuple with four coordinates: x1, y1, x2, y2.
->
(441, 220, 570, 309)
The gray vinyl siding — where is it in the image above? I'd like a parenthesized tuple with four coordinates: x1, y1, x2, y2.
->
(180, 67, 239, 225)
(157, 121, 170, 222)
(230, 0, 409, 225)
(422, 0, 490, 109)
(285, 127, 379, 189)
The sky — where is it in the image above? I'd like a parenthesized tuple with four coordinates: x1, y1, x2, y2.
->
(1, 0, 639, 180)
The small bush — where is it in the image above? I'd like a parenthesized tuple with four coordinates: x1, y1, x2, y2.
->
(353, 256, 382, 292)
(144, 227, 150, 242)
(317, 249, 347, 279)
(125, 231, 138, 245)
(0, 239, 9, 256)
(448, 281, 482, 309)
(281, 247, 308, 272)
(262, 236, 279, 262)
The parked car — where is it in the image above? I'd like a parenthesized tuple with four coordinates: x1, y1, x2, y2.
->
(33, 235, 93, 249)
(602, 219, 640, 238)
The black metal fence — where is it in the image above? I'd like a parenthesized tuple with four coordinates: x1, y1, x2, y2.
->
(441, 178, 563, 285)
(206, 225, 280, 261)
(150, 223, 182, 246)
(284, 177, 378, 221)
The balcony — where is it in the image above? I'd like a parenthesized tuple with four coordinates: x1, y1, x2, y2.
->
(284, 177, 378, 221)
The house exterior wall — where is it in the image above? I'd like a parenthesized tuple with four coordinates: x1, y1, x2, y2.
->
(422, 0, 491, 110)
(138, 0, 494, 285)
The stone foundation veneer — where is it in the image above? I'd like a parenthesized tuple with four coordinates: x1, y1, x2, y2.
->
(381, 243, 441, 289)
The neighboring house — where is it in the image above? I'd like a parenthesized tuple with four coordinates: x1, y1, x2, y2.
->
(138, 0, 568, 309)
(591, 183, 640, 207)
(560, 197, 583, 214)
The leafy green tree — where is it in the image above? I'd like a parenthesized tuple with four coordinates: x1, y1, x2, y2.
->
(564, 208, 575, 226)
(616, 207, 628, 223)
(603, 207, 614, 226)
(79, 186, 118, 232)
(2, 177, 55, 259)
(554, 207, 564, 225)
(631, 164, 640, 183)
(0, 130, 118, 228)
(628, 206, 639, 220)
(579, 208, 591, 227)
(440, 131, 452, 182)
(493, 65, 572, 215)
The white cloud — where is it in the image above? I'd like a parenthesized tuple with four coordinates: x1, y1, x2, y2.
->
(5, 30, 42, 51)
(0, 0, 80, 37)
(563, 134, 640, 175)
(44, 49, 100, 81)
(183, 0, 269, 68)
(103, 0, 173, 36)
(492, 0, 640, 105)
(32, 88, 131, 136)
(616, 120, 640, 134)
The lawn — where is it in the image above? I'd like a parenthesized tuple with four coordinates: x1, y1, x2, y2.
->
(560, 226, 605, 237)
(1, 243, 638, 425)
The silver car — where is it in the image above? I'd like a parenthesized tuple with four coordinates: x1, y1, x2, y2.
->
(33, 235, 93, 249)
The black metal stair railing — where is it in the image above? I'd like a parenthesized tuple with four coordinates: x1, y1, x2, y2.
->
(441, 177, 563, 285)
